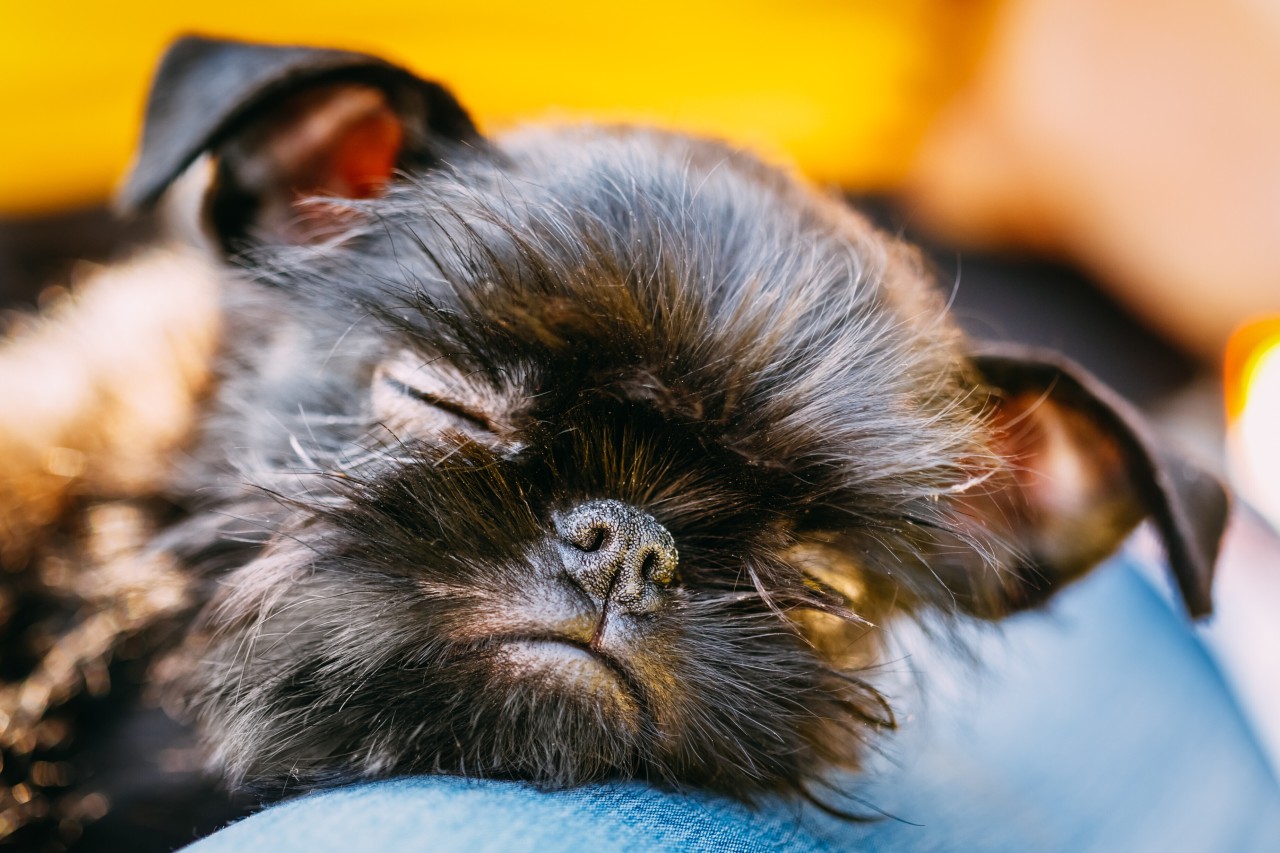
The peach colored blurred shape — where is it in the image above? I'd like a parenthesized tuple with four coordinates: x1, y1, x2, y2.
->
(910, 0, 1280, 359)
(0, 250, 221, 560)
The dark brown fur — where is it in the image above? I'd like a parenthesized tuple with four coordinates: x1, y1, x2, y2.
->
(0, 36, 1226, 848)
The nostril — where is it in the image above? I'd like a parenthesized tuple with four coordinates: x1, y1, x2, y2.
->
(638, 545, 677, 587)
(577, 524, 610, 553)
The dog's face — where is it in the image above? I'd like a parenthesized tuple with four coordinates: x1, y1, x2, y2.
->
(126, 38, 1226, 801)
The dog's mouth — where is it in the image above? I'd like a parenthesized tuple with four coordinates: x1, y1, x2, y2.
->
(492, 635, 646, 715)
(496, 635, 627, 682)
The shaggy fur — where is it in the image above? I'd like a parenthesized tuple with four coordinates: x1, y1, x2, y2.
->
(160, 127, 1016, 804)
(1, 37, 1225, 847)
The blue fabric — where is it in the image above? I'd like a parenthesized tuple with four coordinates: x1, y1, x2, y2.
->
(185, 556, 1280, 852)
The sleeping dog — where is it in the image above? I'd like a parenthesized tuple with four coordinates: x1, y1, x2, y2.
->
(0, 36, 1225, 847)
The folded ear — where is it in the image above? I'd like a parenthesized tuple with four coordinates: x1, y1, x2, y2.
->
(965, 343, 1228, 619)
(118, 35, 481, 247)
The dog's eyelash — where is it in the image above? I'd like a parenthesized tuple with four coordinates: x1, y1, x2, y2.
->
(381, 376, 494, 432)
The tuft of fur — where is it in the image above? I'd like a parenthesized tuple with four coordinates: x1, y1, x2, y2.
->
(159, 126, 1017, 804)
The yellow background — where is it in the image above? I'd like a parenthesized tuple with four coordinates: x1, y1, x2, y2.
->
(1, 1, 996, 215)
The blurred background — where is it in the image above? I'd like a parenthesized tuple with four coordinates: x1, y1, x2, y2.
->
(5, 0, 1280, 401)
(1, 0, 1278, 843)
(7, 0, 1280, 502)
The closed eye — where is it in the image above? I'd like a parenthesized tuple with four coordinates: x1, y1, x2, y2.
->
(381, 375, 494, 432)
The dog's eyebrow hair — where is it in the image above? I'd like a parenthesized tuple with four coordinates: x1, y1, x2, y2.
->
(381, 375, 494, 431)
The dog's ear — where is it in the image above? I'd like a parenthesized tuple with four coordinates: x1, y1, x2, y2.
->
(118, 35, 480, 247)
(959, 343, 1227, 619)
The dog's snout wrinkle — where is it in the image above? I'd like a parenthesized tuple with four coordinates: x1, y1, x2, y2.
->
(554, 499, 678, 616)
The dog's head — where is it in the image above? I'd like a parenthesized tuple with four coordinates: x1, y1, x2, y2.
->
(124, 37, 1227, 801)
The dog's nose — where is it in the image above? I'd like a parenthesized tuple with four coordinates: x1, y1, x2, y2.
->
(554, 499, 678, 615)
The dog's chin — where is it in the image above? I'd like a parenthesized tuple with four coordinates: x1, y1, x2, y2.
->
(495, 637, 645, 726)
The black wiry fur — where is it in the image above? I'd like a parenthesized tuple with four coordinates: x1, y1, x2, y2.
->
(159, 126, 1023, 805)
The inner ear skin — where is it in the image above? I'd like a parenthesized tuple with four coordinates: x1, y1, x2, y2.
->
(209, 83, 404, 245)
(951, 391, 1147, 614)
(1003, 393, 1143, 570)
